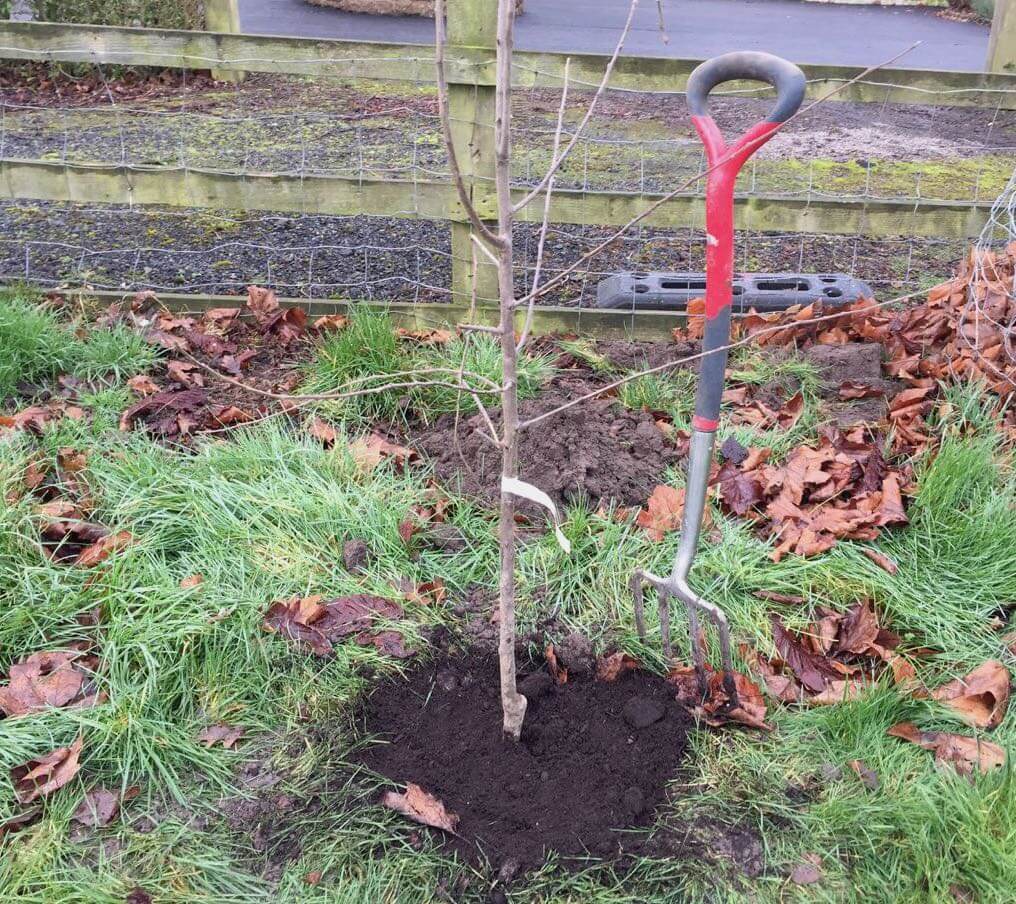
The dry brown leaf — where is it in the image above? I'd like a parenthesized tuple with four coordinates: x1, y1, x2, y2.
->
(790, 853, 823, 885)
(636, 484, 688, 542)
(347, 433, 417, 472)
(861, 547, 898, 575)
(396, 327, 455, 345)
(309, 417, 339, 446)
(127, 375, 161, 397)
(197, 723, 245, 749)
(0, 650, 101, 718)
(546, 644, 568, 685)
(313, 313, 348, 332)
(77, 531, 135, 568)
(72, 787, 121, 827)
(930, 660, 1010, 729)
(888, 722, 1006, 775)
(596, 651, 640, 682)
(263, 594, 406, 658)
(381, 782, 459, 834)
(11, 736, 84, 804)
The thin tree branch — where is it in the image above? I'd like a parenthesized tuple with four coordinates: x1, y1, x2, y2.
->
(435, 0, 502, 248)
(180, 351, 501, 403)
(518, 289, 926, 431)
(511, 0, 639, 214)
(511, 42, 919, 311)
(517, 56, 570, 353)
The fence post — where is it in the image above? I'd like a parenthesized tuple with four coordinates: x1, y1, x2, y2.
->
(446, 0, 500, 309)
(988, 0, 1016, 73)
(206, 0, 245, 83)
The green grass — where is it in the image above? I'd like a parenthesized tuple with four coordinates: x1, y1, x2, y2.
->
(0, 288, 77, 399)
(0, 288, 162, 399)
(303, 311, 554, 425)
(2, 290, 1015, 902)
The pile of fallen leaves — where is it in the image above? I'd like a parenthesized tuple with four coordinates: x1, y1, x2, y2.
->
(635, 426, 909, 562)
(263, 593, 415, 659)
(748, 602, 911, 706)
(716, 426, 909, 561)
(3, 444, 137, 569)
(113, 286, 334, 440)
(736, 246, 1016, 431)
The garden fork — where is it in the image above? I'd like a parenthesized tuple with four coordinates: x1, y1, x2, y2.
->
(632, 52, 806, 700)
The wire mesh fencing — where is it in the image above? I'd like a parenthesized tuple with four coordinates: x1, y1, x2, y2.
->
(0, 52, 1011, 316)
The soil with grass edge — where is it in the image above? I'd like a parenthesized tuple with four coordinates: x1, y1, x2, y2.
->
(356, 653, 692, 874)
(415, 374, 684, 512)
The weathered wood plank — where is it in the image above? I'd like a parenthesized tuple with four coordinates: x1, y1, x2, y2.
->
(0, 20, 477, 83)
(0, 158, 991, 240)
(0, 21, 1015, 109)
(512, 51, 1016, 109)
(0, 159, 453, 218)
(35, 286, 689, 341)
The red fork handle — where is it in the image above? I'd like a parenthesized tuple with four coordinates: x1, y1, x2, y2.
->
(686, 52, 806, 431)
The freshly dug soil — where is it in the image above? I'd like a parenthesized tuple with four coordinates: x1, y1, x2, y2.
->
(804, 341, 898, 427)
(415, 377, 683, 512)
(356, 654, 692, 872)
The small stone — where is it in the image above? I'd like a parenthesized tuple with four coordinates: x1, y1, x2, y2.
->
(623, 696, 666, 730)
(555, 630, 595, 678)
(622, 786, 645, 816)
(343, 538, 371, 574)
(818, 763, 843, 784)
(518, 671, 554, 702)
(436, 669, 459, 692)
(424, 523, 468, 553)
(497, 857, 519, 883)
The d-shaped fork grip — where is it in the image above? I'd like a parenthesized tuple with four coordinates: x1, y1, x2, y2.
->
(686, 52, 806, 432)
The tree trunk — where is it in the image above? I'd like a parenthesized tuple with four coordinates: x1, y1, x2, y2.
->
(493, 0, 526, 741)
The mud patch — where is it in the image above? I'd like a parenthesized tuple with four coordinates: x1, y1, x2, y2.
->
(414, 377, 683, 512)
(355, 654, 692, 873)
(805, 342, 898, 427)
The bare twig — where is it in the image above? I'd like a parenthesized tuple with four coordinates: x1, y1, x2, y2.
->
(511, 0, 639, 214)
(180, 351, 501, 404)
(435, 0, 501, 249)
(511, 42, 919, 311)
(517, 57, 570, 353)
(519, 289, 925, 431)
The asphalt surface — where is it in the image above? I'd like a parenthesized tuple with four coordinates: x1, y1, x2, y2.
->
(238, 0, 989, 71)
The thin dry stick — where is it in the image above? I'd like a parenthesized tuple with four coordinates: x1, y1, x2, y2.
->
(434, 0, 501, 248)
(517, 56, 570, 353)
(511, 42, 920, 311)
(519, 289, 927, 431)
(511, 0, 639, 214)
(179, 351, 501, 403)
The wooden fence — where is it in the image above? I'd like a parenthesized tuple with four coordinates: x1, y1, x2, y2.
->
(0, 5, 1015, 333)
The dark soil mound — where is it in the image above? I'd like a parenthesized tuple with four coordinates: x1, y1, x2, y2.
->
(356, 655, 691, 873)
(414, 378, 682, 512)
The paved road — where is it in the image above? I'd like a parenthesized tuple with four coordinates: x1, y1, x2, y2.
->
(238, 0, 989, 70)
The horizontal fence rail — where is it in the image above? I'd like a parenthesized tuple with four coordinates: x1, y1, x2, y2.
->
(0, 159, 993, 240)
(0, 14, 1010, 312)
(2, 21, 1016, 109)
(24, 287, 690, 341)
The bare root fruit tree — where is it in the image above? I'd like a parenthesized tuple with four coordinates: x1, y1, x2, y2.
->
(432, 0, 909, 741)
